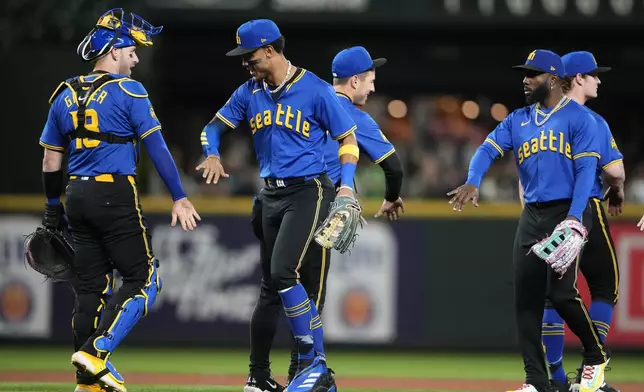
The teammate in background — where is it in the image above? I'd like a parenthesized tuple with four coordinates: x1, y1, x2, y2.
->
(447, 49, 609, 392)
(197, 19, 360, 392)
(245, 45, 405, 392)
(39, 8, 200, 392)
(535, 51, 622, 392)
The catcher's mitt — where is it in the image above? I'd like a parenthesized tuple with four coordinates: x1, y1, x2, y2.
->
(530, 219, 588, 277)
(314, 195, 366, 254)
(24, 226, 75, 282)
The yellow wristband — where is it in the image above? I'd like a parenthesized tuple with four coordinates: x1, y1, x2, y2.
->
(338, 144, 360, 159)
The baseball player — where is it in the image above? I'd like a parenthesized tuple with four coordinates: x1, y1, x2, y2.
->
(197, 19, 360, 392)
(535, 51, 623, 392)
(447, 49, 609, 392)
(244, 45, 405, 392)
(39, 8, 200, 392)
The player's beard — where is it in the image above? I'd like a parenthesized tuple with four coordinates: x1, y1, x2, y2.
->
(525, 80, 549, 105)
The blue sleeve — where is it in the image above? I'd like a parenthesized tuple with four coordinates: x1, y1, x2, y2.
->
(201, 119, 228, 157)
(316, 85, 357, 140)
(465, 113, 514, 187)
(124, 81, 162, 140)
(569, 112, 601, 221)
(596, 118, 623, 170)
(39, 100, 66, 152)
(355, 114, 396, 164)
(215, 84, 249, 129)
(142, 131, 187, 201)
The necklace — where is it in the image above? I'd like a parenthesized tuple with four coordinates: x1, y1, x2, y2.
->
(268, 61, 292, 94)
(534, 96, 568, 127)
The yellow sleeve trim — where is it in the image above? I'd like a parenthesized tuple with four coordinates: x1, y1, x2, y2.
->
(118, 79, 148, 98)
(373, 147, 396, 164)
(216, 112, 237, 129)
(573, 152, 600, 160)
(602, 158, 623, 170)
(140, 125, 161, 140)
(484, 138, 504, 157)
(332, 124, 357, 141)
(39, 140, 65, 152)
(338, 144, 360, 159)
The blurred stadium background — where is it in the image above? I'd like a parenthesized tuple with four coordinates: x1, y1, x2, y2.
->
(2, 0, 644, 391)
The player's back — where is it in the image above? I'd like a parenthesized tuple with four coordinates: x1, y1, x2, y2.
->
(41, 72, 155, 177)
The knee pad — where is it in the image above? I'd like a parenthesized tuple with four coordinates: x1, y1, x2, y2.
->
(94, 261, 161, 353)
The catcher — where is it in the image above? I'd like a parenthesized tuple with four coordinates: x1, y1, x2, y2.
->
(447, 49, 609, 392)
(30, 8, 199, 392)
(244, 46, 404, 392)
(197, 19, 361, 392)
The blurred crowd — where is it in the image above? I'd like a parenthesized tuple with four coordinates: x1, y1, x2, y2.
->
(144, 93, 644, 203)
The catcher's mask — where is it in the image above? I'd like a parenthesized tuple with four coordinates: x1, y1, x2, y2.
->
(77, 8, 163, 62)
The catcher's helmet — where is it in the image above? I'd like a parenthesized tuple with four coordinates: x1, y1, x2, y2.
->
(77, 8, 163, 62)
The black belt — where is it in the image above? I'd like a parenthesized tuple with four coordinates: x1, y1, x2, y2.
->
(264, 175, 319, 188)
(526, 198, 572, 208)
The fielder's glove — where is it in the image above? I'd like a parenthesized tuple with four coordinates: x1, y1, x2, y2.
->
(530, 219, 588, 277)
(314, 195, 366, 254)
(24, 226, 75, 282)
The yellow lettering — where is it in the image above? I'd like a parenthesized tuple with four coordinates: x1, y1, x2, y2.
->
(302, 121, 310, 138)
(559, 132, 564, 154)
(296, 110, 302, 133)
(97, 90, 108, 104)
(70, 109, 101, 149)
(284, 105, 295, 130)
(275, 103, 285, 126)
(518, 148, 524, 165)
(64, 96, 73, 108)
(531, 138, 538, 154)
(539, 131, 547, 151)
(522, 142, 531, 159)
(250, 117, 256, 134)
(263, 110, 272, 126)
(527, 50, 536, 61)
(255, 113, 263, 131)
(549, 130, 557, 152)
(565, 143, 572, 159)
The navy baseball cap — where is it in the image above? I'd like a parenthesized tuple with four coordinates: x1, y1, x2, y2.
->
(226, 19, 282, 57)
(562, 51, 611, 77)
(512, 49, 565, 78)
(332, 46, 387, 78)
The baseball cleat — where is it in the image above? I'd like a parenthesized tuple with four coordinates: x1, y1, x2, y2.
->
(285, 357, 336, 392)
(579, 362, 607, 392)
(71, 351, 126, 392)
(599, 382, 620, 392)
(244, 372, 284, 392)
(74, 384, 108, 392)
(549, 379, 572, 392)
(505, 385, 539, 392)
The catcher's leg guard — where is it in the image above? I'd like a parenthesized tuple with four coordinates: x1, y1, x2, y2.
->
(93, 261, 161, 354)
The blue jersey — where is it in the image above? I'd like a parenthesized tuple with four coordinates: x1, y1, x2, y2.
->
(212, 69, 357, 178)
(484, 97, 600, 203)
(39, 73, 161, 176)
(586, 109, 623, 199)
(323, 93, 396, 184)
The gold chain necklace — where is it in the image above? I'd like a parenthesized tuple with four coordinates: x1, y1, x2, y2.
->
(534, 96, 568, 127)
(268, 61, 292, 94)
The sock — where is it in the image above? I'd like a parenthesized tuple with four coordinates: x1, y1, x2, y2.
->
(279, 284, 315, 362)
(542, 308, 567, 384)
(309, 299, 325, 361)
(589, 300, 614, 343)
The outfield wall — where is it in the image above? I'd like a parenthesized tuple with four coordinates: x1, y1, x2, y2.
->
(1, 196, 644, 350)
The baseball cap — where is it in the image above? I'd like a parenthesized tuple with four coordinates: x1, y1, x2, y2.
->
(562, 51, 611, 77)
(512, 49, 565, 78)
(332, 46, 387, 79)
(226, 19, 282, 57)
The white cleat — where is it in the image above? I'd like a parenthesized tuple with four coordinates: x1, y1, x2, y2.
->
(579, 362, 607, 392)
(506, 384, 539, 392)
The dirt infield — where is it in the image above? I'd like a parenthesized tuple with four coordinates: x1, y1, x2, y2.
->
(2, 371, 644, 392)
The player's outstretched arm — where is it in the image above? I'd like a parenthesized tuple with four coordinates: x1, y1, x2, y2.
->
(603, 161, 625, 216)
(337, 133, 360, 197)
(196, 117, 231, 184)
(375, 152, 405, 220)
(142, 131, 201, 231)
(567, 113, 601, 222)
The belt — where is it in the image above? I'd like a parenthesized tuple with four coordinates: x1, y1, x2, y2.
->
(264, 174, 320, 188)
(526, 198, 572, 208)
(69, 174, 134, 183)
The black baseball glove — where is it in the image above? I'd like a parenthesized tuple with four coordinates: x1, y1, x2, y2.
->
(24, 226, 75, 282)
